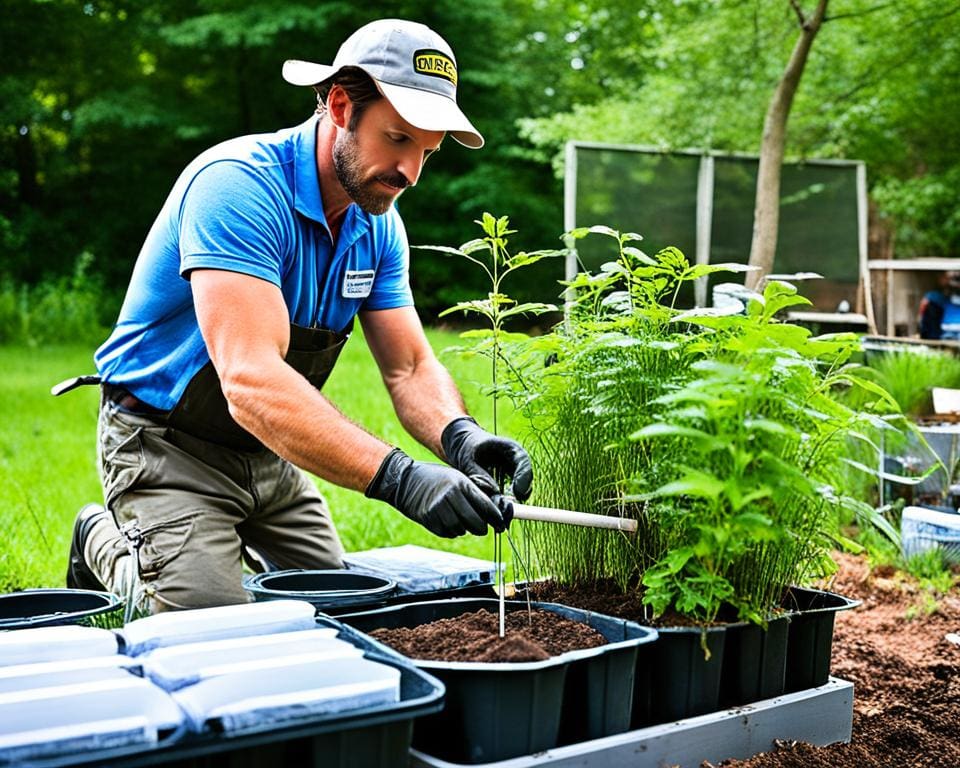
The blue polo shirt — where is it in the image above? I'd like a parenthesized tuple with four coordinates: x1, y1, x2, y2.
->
(95, 116, 414, 410)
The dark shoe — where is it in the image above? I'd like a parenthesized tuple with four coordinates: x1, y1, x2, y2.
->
(66, 503, 109, 591)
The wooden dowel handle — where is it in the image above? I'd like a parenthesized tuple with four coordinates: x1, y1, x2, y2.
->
(511, 502, 638, 533)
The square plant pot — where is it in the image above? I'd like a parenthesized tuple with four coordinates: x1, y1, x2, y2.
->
(781, 586, 860, 693)
(718, 614, 791, 708)
(336, 597, 656, 764)
(632, 623, 727, 727)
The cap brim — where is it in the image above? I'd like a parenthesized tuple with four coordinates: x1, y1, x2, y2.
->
(282, 59, 338, 87)
(377, 81, 483, 149)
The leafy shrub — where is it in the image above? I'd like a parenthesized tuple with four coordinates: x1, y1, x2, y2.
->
(866, 347, 960, 417)
(442, 217, 905, 628)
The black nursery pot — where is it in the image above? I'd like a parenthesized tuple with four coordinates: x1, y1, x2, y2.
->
(632, 623, 727, 727)
(0, 588, 122, 629)
(337, 597, 656, 764)
(781, 586, 860, 693)
(244, 569, 397, 613)
(718, 614, 791, 708)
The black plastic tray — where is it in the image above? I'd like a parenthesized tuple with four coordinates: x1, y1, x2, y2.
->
(3, 617, 444, 768)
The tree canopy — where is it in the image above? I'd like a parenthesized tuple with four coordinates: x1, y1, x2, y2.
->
(2, 0, 957, 320)
(521, 0, 960, 260)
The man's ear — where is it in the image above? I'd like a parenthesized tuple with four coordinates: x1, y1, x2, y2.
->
(326, 84, 352, 130)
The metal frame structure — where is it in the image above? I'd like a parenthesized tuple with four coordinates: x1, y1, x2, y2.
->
(563, 141, 874, 330)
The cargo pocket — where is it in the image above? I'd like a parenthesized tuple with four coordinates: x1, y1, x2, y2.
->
(100, 424, 146, 513)
(136, 512, 196, 580)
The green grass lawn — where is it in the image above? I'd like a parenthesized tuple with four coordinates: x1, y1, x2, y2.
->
(0, 328, 518, 591)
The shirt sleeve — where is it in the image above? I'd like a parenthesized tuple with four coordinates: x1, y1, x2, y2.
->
(362, 207, 415, 310)
(178, 160, 293, 286)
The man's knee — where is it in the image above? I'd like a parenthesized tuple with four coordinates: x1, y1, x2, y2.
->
(131, 509, 249, 612)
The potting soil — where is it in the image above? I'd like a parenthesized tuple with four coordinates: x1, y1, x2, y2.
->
(368, 608, 606, 663)
(529, 579, 650, 623)
(528, 580, 771, 627)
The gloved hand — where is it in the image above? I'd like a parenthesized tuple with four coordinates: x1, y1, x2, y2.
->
(441, 417, 533, 502)
(365, 448, 511, 537)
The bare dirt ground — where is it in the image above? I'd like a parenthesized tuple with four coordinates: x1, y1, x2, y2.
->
(723, 553, 960, 767)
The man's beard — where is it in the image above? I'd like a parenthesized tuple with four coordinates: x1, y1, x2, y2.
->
(332, 130, 409, 215)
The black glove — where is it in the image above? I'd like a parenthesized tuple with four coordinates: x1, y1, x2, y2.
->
(441, 417, 533, 502)
(365, 448, 510, 537)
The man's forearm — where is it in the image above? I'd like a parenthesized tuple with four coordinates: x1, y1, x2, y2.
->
(221, 355, 392, 491)
(382, 356, 468, 459)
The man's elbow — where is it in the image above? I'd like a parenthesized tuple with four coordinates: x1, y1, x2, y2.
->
(218, 362, 267, 428)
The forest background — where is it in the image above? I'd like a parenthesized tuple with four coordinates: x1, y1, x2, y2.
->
(2, 0, 958, 335)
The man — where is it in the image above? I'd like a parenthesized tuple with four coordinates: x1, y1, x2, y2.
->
(919, 270, 960, 340)
(62, 19, 532, 613)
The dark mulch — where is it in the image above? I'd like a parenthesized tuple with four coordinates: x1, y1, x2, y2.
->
(720, 553, 960, 767)
(529, 578, 740, 627)
(368, 607, 607, 663)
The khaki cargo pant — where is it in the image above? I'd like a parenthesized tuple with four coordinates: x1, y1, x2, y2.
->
(88, 393, 344, 613)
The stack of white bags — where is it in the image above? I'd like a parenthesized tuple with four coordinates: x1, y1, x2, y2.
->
(0, 600, 400, 763)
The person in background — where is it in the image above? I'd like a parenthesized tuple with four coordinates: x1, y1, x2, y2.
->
(62, 19, 532, 613)
(919, 270, 960, 340)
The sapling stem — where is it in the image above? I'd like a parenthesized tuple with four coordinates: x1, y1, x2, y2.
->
(506, 527, 535, 625)
(495, 532, 505, 638)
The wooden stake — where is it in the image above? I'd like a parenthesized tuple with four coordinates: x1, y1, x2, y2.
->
(511, 503, 638, 533)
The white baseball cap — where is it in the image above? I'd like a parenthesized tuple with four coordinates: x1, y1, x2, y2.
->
(283, 19, 484, 149)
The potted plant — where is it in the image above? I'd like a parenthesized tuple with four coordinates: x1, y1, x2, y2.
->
(442, 220, 901, 723)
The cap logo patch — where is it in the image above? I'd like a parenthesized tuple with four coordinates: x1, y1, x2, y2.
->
(413, 49, 457, 86)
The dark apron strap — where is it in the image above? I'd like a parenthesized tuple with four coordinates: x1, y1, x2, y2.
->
(165, 321, 353, 452)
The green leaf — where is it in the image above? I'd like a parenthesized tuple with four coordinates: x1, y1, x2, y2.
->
(478, 212, 497, 237)
(630, 423, 723, 451)
(639, 471, 725, 501)
(664, 546, 695, 574)
(499, 302, 559, 320)
(743, 418, 792, 436)
(507, 249, 566, 268)
(586, 224, 620, 238)
(412, 244, 469, 258)
(457, 328, 495, 340)
(685, 262, 757, 280)
(731, 510, 778, 538)
(838, 372, 901, 411)
(438, 300, 494, 318)
(622, 246, 656, 265)
(460, 238, 489, 254)
(762, 291, 813, 317)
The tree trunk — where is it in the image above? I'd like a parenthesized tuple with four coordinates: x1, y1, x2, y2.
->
(745, 0, 829, 291)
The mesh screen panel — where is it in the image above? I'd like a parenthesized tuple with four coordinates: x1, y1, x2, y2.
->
(572, 145, 860, 311)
